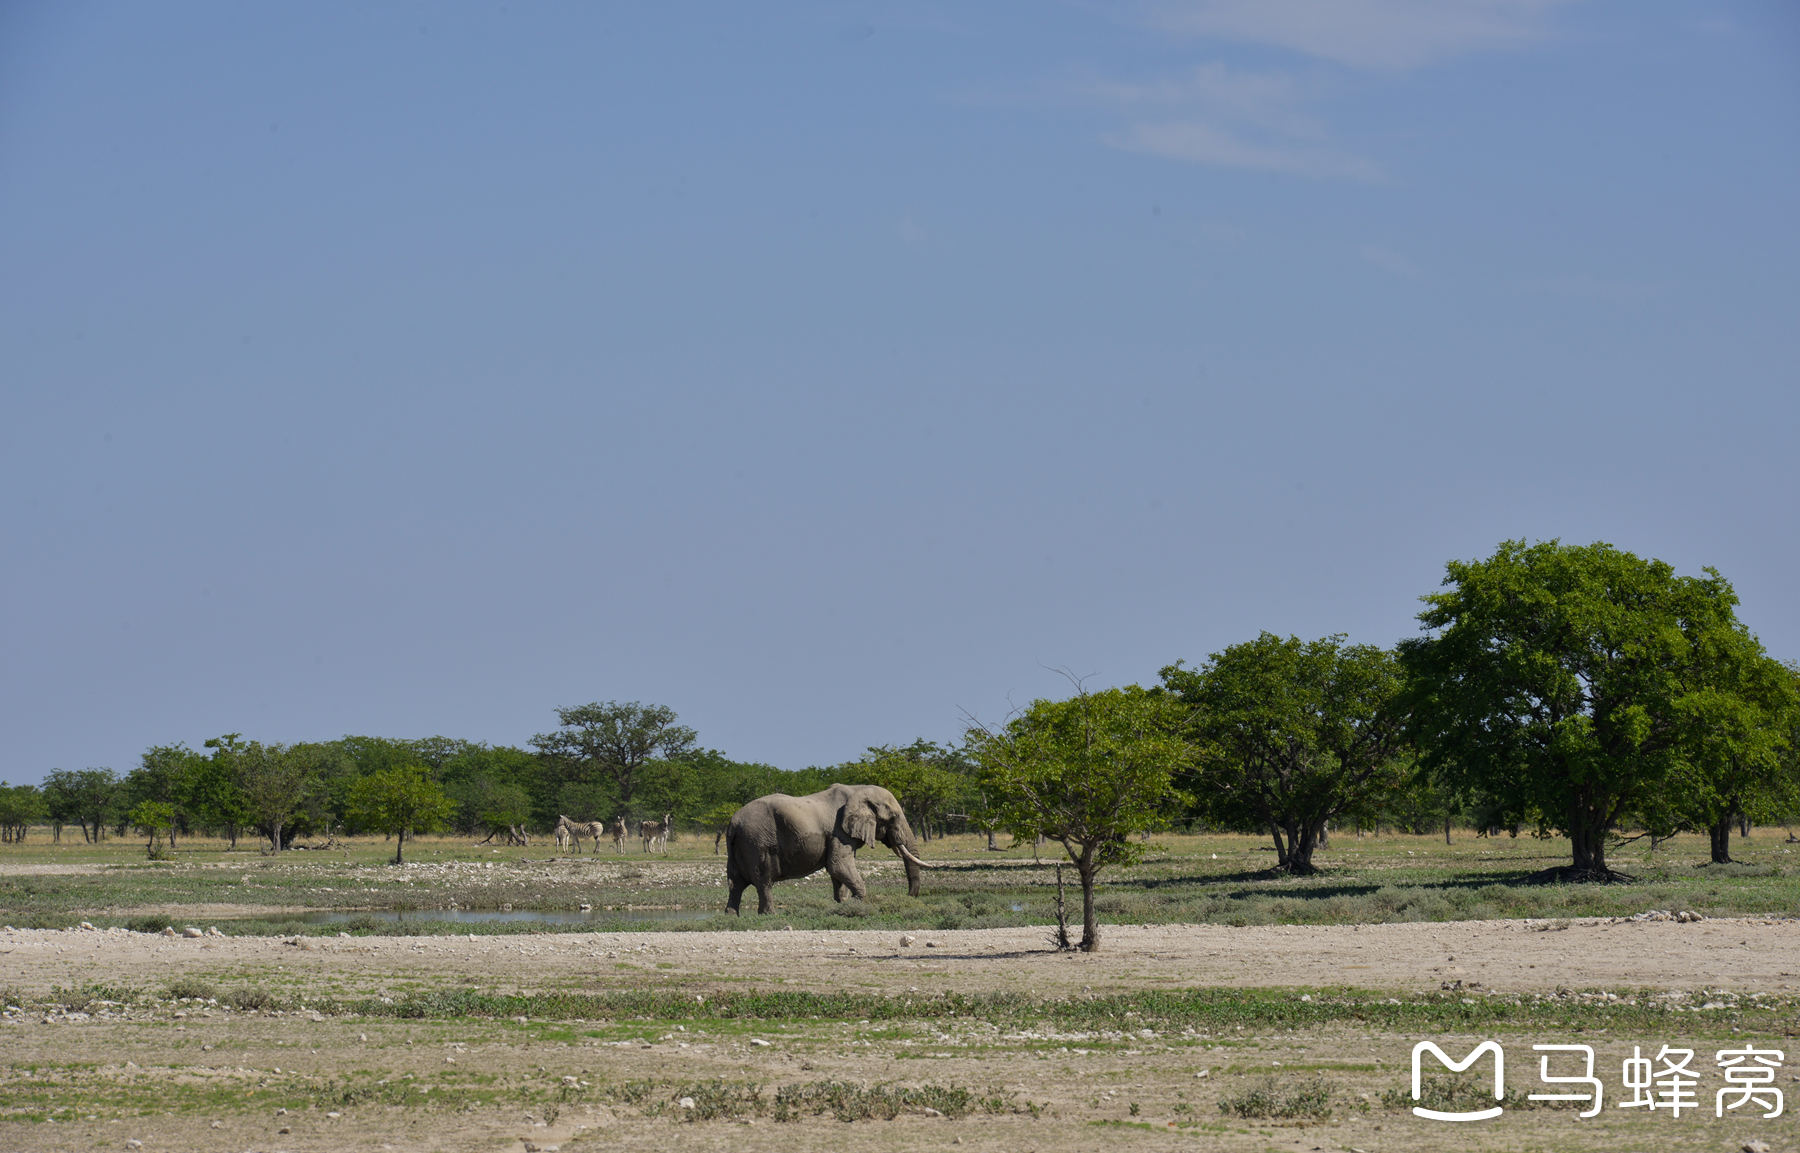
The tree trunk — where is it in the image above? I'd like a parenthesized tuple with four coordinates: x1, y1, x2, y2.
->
(1286, 821, 1322, 875)
(1708, 816, 1733, 865)
(1077, 850, 1100, 953)
(393, 828, 406, 866)
(1445, 815, 1452, 846)
(272, 822, 284, 853)
(1269, 824, 1289, 869)
(1568, 810, 1608, 875)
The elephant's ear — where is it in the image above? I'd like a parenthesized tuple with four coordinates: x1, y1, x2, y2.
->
(840, 800, 876, 848)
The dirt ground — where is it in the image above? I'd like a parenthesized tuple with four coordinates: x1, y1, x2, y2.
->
(2, 918, 1797, 1153)
(5, 916, 1800, 997)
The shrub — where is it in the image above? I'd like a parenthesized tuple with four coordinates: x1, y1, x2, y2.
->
(164, 977, 217, 1001)
(1218, 1075, 1334, 1121)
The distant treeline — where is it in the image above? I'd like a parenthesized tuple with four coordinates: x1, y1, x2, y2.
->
(5, 542, 1797, 883)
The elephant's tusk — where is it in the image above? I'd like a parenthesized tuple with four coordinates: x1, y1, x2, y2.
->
(895, 843, 939, 869)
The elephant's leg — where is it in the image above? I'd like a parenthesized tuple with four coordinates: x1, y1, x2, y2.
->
(756, 882, 774, 914)
(727, 880, 747, 914)
(825, 843, 868, 901)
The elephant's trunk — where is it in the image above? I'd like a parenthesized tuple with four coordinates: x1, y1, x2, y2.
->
(888, 815, 926, 897)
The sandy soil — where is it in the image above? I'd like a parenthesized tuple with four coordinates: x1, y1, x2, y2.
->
(5, 916, 1799, 997)
(3, 920, 1797, 1153)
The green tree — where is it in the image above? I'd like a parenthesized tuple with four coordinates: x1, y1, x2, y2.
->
(530, 702, 696, 819)
(124, 744, 207, 847)
(235, 742, 321, 852)
(1398, 539, 1760, 879)
(1161, 634, 1409, 875)
(128, 800, 178, 859)
(0, 783, 48, 842)
(193, 735, 254, 846)
(346, 765, 455, 865)
(1669, 652, 1799, 863)
(43, 768, 120, 843)
(967, 684, 1190, 952)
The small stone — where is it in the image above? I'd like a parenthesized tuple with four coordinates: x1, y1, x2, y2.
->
(678, 1096, 696, 1109)
(326, 1111, 341, 1119)
(1742, 1142, 1771, 1153)
(125, 1142, 142, 1150)
(338, 932, 351, 938)
(921, 1107, 944, 1117)
(79, 921, 96, 931)
(925, 941, 938, 948)
(183, 927, 204, 938)
(278, 1126, 291, 1134)
(160, 927, 177, 937)
(207, 926, 224, 937)
(1195, 1069, 1210, 1078)
(900, 935, 916, 947)
(750, 1038, 771, 1047)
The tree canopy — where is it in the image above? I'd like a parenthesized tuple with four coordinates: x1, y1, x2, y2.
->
(346, 764, 455, 864)
(1397, 539, 1764, 879)
(1162, 633, 1409, 875)
(531, 701, 696, 818)
(967, 684, 1189, 951)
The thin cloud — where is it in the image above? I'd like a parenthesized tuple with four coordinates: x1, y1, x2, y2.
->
(1145, 0, 1576, 71)
(1085, 61, 1323, 139)
(1110, 120, 1382, 181)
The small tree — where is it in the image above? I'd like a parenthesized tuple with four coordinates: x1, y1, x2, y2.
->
(128, 800, 178, 860)
(967, 684, 1189, 952)
(347, 765, 455, 865)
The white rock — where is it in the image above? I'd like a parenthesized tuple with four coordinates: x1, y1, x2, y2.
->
(183, 927, 204, 938)
(900, 935, 917, 947)
(750, 1038, 771, 1047)
(678, 1097, 696, 1109)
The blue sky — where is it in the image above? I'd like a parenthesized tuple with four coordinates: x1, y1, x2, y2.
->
(4, 1, 1797, 783)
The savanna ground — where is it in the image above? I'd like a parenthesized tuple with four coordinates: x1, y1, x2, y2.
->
(2, 828, 1798, 1153)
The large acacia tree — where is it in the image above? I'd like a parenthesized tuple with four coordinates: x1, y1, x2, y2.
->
(967, 685, 1190, 952)
(531, 702, 696, 818)
(1161, 633, 1408, 875)
(1398, 539, 1763, 880)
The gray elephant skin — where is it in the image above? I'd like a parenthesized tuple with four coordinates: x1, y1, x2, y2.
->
(725, 783, 931, 914)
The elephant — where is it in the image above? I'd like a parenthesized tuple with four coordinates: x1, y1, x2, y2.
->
(725, 783, 935, 914)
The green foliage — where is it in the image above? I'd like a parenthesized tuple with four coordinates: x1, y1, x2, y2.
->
(1162, 634, 1408, 874)
(42, 768, 120, 843)
(968, 684, 1191, 950)
(126, 800, 178, 859)
(531, 701, 696, 815)
(0, 782, 48, 841)
(1398, 540, 1769, 877)
(346, 764, 455, 864)
(231, 739, 327, 851)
